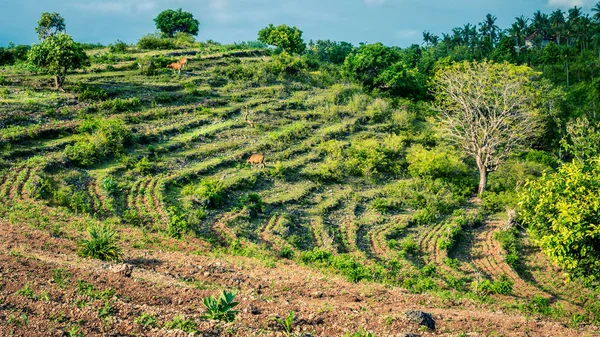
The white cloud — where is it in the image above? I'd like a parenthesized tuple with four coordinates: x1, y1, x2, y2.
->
(396, 29, 418, 39)
(77, 1, 157, 14)
(364, 0, 386, 5)
(210, 0, 228, 11)
(548, 0, 584, 6)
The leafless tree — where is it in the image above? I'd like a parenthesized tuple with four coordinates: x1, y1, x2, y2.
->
(432, 60, 541, 195)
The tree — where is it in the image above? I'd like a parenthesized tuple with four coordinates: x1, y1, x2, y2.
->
(593, 2, 600, 23)
(432, 61, 541, 195)
(519, 159, 600, 282)
(154, 8, 199, 37)
(35, 12, 65, 40)
(28, 33, 89, 91)
(307, 40, 354, 64)
(342, 43, 400, 90)
(258, 24, 306, 54)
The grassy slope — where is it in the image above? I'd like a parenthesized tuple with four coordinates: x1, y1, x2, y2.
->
(0, 47, 598, 336)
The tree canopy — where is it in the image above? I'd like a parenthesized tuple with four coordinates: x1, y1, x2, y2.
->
(432, 61, 541, 195)
(35, 12, 66, 40)
(258, 24, 306, 54)
(519, 159, 600, 283)
(154, 9, 199, 37)
(28, 33, 89, 90)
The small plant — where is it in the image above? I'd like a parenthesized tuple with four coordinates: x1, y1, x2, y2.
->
(280, 245, 294, 259)
(344, 328, 374, 337)
(52, 268, 71, 288)
(16, 283, 37, 300)
(79, 225, 122, 261)
(271, 311, 295, 336)
(164, 315, 197, 333)
(135, 312, 158, 328)
(201, 290, 240, 322)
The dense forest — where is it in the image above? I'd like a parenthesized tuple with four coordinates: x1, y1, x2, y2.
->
(1, 3, 600, 336)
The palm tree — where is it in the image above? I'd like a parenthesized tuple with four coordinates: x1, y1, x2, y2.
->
(510, 16, 529, 49)
(479, 14, 499, 49)
(422, 31, 432, 46)
(593, 2, 600, 23)
(550, 9, 565, 45)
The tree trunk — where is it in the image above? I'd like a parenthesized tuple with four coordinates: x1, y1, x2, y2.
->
(54, 75, 65, 92)
(478, 165, 488, 196)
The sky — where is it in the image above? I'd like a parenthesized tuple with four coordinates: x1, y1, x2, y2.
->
(0, 0, 598, 47)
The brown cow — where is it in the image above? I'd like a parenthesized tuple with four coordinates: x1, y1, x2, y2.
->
(166, 62, 183, 74)
(178, 57, 189, 69)
(246, 154, 265, 168)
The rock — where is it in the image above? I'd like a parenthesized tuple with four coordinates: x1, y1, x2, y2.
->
(311, 291, 323, 298)
(400, 334, 421, 337)
(405, 310, 435, 330)
(112, 264, 134, 277)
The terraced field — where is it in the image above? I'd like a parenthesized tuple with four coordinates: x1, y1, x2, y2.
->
(1, 47, 599, 336)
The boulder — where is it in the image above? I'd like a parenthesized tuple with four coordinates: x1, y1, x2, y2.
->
(405, 310, 435, 330)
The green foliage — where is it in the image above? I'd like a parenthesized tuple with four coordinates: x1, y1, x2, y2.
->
(78, 225, 123, 262)
(16, 283, 37, 300)
(344, 328, 375, 337)
(561, 116, 600, 163)
(164, 315, 197, 333)
(182, 178, 225, 209)
(134, 313, 157, 328)
(154, 8, 199, 37)
(28, 33, 90, 89)
(77, 87, 108, 102)
(51, 268, 71, 288)
(519, 159, 600, 282)
(35, 12, 65, 40)
(472, 274, 513, 295)
(200, 290, 240, 322)
(235, 193, 264, 218)
(99, 97, 141, 112)
(258, 24, 306, 54)
(342, 43, 400, 91)
(137, 34, 177, 50)
(307, 39, 354, 64)
(108, 39, 128, 53)
(494, 227, 521, 270)
(271, 311, 295, 337)
(65, 118, 131, 166)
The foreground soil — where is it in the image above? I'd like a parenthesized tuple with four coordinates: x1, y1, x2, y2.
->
(1, 219, 598, 337)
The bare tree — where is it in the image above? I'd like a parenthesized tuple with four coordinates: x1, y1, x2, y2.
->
(432, 60, 540, 195)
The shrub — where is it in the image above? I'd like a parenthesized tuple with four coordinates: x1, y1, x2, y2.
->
(64, 141, 98, 166)
(164, 315, 197, 333)
(201, 290, 240, 322)
(519, 159, 600, 282)
(235, 193, 264, 218)
(137, 33, 176, 50)
(78, 87, 108, 102)
(494, 227, 521, 270)
(99, 97, 141, 112)
(78, 225, 122, 261)
(109, 39, 128, 53)
(181, 178, 225, 209)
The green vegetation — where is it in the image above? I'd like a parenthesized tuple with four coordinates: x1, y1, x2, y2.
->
(201, 290, 240, 322)
(78, 225, 122, 261)
(154, 8, 200, 37)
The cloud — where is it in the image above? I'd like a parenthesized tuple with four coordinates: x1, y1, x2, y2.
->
(547, 0, 589, 7)
(76, 1, 157, 14)
(364, 0, 386, 5)
(396, 29, 419, 39)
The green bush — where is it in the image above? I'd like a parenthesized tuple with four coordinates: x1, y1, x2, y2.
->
(78, 87, 108, 102)
(182, 179, 225, 209)
(164, 315, 197, 333)
(64, 141, 98, 166)
(235, 193, 264, 218)
(137, 34, 176, 50)
(99, 97, 141, 112)
(201, 290, 240, 322)
(109, 39, 128, 53)
(519, 159, 600, 282)
(78, 225, 122, 261)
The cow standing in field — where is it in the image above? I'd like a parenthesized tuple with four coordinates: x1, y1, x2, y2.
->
(246, 154, 265, 168)
(178, 57, 189, 69)
(166, 62, 183, 74)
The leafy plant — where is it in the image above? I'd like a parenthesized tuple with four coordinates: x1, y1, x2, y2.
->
(78, 225, 123, 261)
(201, 290, 240, 322)
(135, 312, 158, 328)
(271, 311, 295, 337)
(164, 315, 197, 333)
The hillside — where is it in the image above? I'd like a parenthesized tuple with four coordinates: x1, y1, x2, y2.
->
(0, 47, 599, 336)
